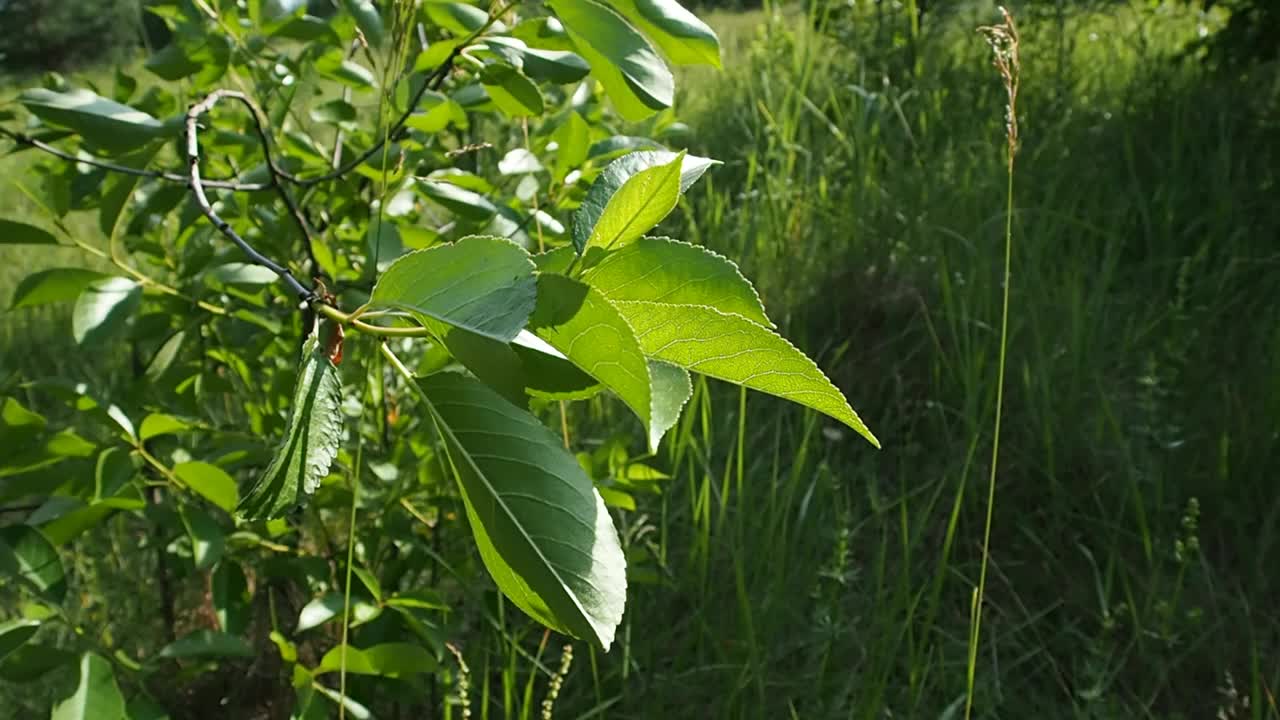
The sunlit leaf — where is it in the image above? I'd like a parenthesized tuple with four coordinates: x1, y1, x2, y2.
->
(548, 0, 673, 120)
(606, 0, 721, 67)
(51, 653, 125, 720)
(413, 372, 627, 648)
(20, 88, 167, 152)
(72, 277, 140, 346)
(174, 462, 238, 514)
(572, 150, 716, 253)
(0, 525, 65, 602)
(314, 643, 437, 677)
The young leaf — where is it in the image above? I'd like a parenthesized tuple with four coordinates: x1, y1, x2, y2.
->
(528, 274, 656, 448)
(0, 219, 57, 245)
(10, 269, 107, 310)
(616, 302, 880, 447)
(548, 0, 673, 120)
(20, 89, 166, 152)
(51, 653, 126, 720)
(572, 150, 716, 252)
(174, 461, 238, 514)
(370, 236, 537, 343)
(605, 0, 721, 67)
(237, 328, 344, 521)
(582, 152, 683, 254)
(414, 372, 627, 648)
(72, 277, 141, 346)
(582, 237, 772, 326)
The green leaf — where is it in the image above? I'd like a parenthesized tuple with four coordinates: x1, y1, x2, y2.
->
(51, 653, 126, 720)
(145, 331, 185, 382)
(206, 263, 280, 286)
(529, 274, 655, 448)
(0, 525, 65, 602)
(72, 277, 141, 346)
(212, 561, 250, 635)
(343, 0, 385, 48)
(582, 237, 771, 326)
(606, 0, 721, 67)
(420, 180, 498, 219)
(582, 151, 683, 254)
(41, 498, 144, 547)
(20, 89, 166, 152)
(180, 505, 225, 570)
(548, 0, 673, 120)
(139, 413, 191, 441)
(482, 37, 590, 84)
(413, 372, 627, 648)
(480, 63, 544, 118)
(316, 51, 377, 89)
(646, 359, 691, 448)
(10, 269, 107, 310)
(0, 643, 74, 683)
(157, 630, 253, 659)
(237, 328, 344, 521)
(144, 44, 203, 81)
(572, 150, 716, 253)
(423, 1, 503, 36)
(614, 302, 880, 446)
(0, 619, 40, 662)
(552, 112, 590, 183)
(310, 99, 357, 125)
(513, 331, 602, 399)
(0, 219, 57, 245)
(314, 643, 437, 677)
(370, 236, 537, 343)
(174, 461, 238, 514)
(296, 593, 381, 632)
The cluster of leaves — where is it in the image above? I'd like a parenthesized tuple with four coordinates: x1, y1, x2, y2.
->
(1, 0, 874, 715)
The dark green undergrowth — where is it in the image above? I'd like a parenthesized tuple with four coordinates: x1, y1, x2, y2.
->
(3, 2, 1278, 719)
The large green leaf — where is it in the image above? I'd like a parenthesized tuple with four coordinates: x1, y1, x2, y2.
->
(20, 89, 166, 152)
(582, 236, 771, 326)
(370, 236, 537, 343)
(414, 372, 627, 648)
(0, 525, 65, 602)
(548, 0, 673, 120)
(0, 644, 75, 684)
(529, 274, 656, 447)
(480, 63, 545, 118)
(616, 302, 880, 446)
(237, 328, 344, 520)
(572, 150, 716, 253)
(606, 0, 721, 67)
(0, 219, 57, 245)
(481, 37, 590, 84)
(72, 277, 141, 346)
(51, 653, 126, 720)
(314, 643, 437, 677)
(10, 269, 108, 310)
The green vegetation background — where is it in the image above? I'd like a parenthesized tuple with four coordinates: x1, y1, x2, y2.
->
(2, 0, 1278, 718)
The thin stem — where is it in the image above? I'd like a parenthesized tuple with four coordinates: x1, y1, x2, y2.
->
(186, 91, 313, 300)
(338, 391, 365, 720)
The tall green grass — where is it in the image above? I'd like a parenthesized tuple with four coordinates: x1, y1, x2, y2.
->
(550, 2, 1280, 717)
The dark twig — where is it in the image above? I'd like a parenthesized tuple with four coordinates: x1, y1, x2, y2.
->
(0, 126, 271, 191)
(186, 91, 313, 300)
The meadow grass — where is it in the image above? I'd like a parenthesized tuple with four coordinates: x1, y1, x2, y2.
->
(2, 2, 1278, 718)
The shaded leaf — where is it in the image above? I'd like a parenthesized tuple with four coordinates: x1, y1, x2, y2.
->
(212, 561, 250, 635)
(529, 274, 655, 448)
(296, 593, 381, 632)
(413, 372, 627, 648)
(0, 619, 39, 663)
(480, 63, 544, 118)
(72, 277, 140, 346)
(0, 643, 74, 683)
(0, 219, 57, 245)
(646, 359, 692, 449)
(10, 268, 107, 310)
(51, 653, 126, 720)
(180, 505, 225, 570)
(237, 328, 344, 520)
(158, 630, 253, 659)
(0, 525, 65, 602)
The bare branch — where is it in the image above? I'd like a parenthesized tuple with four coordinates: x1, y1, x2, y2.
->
(186, 90, 314, 301)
